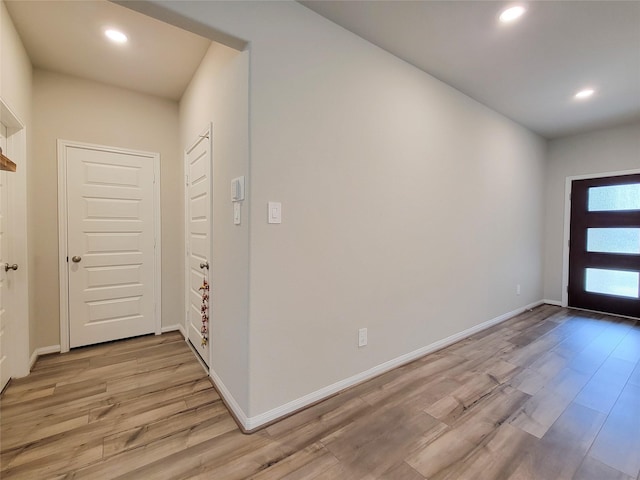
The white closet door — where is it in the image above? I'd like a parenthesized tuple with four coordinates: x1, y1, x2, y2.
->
(185, 130, 211, 367)
(66, 144, 157, 348)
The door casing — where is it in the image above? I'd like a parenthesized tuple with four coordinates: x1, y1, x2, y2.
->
(58, 139, 162, 353)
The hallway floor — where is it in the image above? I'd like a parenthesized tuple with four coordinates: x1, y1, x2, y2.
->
(1, 305, 639, 479)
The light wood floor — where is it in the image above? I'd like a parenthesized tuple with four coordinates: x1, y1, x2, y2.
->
(1, 305, 639, 479)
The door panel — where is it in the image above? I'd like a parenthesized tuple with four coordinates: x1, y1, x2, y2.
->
(186, 131, 211, 366)
(66, 145, 156, 347)
(568, 174, 640, 318)
(0, 124, 10, 391)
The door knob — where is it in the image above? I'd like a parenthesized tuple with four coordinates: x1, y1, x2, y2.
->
(72, 256, 82, 263)
(200, 261, 209, 270)
(4, 263, 18, 272)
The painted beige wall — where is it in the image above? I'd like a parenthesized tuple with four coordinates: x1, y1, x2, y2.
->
(247, 3, 546, 417)
(0, 1, 31, 122)
(142, 0, 547, 419)
(179, 42, 251, 412)
(543, 120, 640, 303)
(1, 0, 33, 357)
(32, 70, 182, 347)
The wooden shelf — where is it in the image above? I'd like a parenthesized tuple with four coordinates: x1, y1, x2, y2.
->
(0, 149, 17, 172)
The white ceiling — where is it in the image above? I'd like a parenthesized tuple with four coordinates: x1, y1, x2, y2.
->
(4, 0, 211, 101)
(5, 1, 640, 139)
(301, 0, 640, 139)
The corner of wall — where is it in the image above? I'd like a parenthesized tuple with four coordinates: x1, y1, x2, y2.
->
(178, 39, 252, 416)
(1, 0, 35, 374)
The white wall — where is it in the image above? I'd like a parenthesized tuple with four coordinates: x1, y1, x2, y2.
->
(543, 120, 640, 303)
(1, 0, 33, 364)
(136, 1, 547, 423)
(179, 42, 251, 413)
(32, 70, 182, 347)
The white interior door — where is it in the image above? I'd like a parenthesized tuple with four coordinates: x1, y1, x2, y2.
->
(0, 124, 12, 391)
(186, 128, 212, 367)
(1, 101, 28, 381)
(65, 143, 158, 348)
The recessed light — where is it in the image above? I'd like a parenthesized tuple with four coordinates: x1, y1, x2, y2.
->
(574, 88, 595, 100)
(499, 6, 526, 23)
(105, 29, 128, 44)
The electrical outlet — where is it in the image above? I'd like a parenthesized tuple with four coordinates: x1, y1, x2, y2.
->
(516, 284, 521, 295)
(358, 328, 367, 347)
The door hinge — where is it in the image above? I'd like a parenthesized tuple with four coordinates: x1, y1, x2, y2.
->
(185, 175, 189, 186)
(66, 256, 69, 262)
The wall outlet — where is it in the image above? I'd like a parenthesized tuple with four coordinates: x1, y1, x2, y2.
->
(516, 284, 521, 295)
(358, 328, 367, 347)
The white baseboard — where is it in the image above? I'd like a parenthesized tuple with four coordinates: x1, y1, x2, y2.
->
(209, 368, 249, 430)
(29, 345, 62, 371)
(543, 299, 563, 307)
(162, 324, 186, 337)
(240, 299, 544, 431)
(29, 350, 37, 371)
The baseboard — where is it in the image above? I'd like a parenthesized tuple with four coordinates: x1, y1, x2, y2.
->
(241, 299, 545, 432)
(208, 368, 250, 433)
(162, 323, 186, 337)
(29, 350, 37, 371)
(29, 345, 62, 371)
(543, 299, 563, 307)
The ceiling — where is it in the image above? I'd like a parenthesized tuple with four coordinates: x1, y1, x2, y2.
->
(4, 0, 211, 101)
(301, 0, 640, 139)
(5, 1, 640, 139)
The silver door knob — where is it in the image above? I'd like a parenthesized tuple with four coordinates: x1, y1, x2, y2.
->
(200, 261, 209, 270)
(72, 256, 82, 263)
(4, 263, 18, 272)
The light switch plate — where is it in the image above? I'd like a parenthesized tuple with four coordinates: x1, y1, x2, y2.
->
(268, 202, 282, 224)
(234, 203, 241, 225)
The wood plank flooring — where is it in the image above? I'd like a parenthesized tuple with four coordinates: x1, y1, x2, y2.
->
(1, 305, 639, 479)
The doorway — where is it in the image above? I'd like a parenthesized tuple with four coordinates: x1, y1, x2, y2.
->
(58, 140, 161, 350)
(568, 173, 640, 317)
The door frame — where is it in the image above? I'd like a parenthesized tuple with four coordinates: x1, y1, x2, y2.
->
(57, 139, 162, 353)
(561, 168, 640, 308)
(0, 99, 29, 379)
(183, 124, 213, 361)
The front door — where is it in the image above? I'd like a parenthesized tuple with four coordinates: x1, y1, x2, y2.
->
(185, 127, 212, 367)
(568, 173, 640, 318)
(64, 142, 158, 347)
